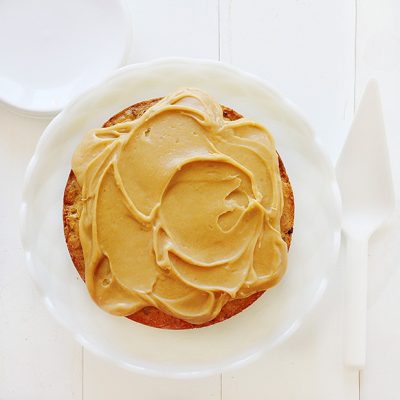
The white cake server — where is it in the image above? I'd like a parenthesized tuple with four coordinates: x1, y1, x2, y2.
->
(336, 79, 395, 369)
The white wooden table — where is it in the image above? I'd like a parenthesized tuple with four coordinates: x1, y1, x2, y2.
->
(1, 1, 399, 399)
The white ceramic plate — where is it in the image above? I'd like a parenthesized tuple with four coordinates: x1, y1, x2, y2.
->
(20, 58, 341, 377)
(0, 0, 131, 117)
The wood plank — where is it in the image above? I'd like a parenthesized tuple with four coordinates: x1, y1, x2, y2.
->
(220, 0, 355, 163)
(0, 110, 82, 400)
(355, 0, 400, 198)
(82, 1, 221, 398)
(222, 246, 359, 400)
(361, 217, 400, 400)
(84, 351, 220, 400)
(220, 1, 358, 398)
(355, 0, 400, 398)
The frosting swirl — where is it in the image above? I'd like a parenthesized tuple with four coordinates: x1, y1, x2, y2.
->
(72, 88, 288, 324)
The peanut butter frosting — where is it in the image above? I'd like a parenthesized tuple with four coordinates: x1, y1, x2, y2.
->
(72, 88, 288, 325)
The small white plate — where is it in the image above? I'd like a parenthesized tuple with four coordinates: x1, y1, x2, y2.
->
(0, 0, 131, 117)
(20, 58, 341, 377)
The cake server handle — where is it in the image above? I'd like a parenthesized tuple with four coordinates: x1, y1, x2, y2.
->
(343, 233, 368, 368)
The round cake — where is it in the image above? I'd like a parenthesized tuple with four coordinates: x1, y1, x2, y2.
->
(63, 88, 294, 329)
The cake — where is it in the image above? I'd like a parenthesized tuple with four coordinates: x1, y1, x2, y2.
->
(63, 88, 294, 329)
